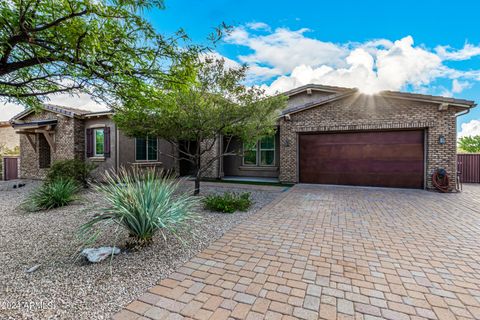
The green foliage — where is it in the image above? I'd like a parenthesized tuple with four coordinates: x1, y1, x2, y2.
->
(80, 168, 199, 247)
(458, 135, 480, 153)
(23, 179, 80, 212)
(114, 57, 287, 194)
(0, 0, 195, 109)
(203, 192, 252, 213)
(46, 159, 96, 187)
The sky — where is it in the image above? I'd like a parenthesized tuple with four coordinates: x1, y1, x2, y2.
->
(2, 0, 480, 137)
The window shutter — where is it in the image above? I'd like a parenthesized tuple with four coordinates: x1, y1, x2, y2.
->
(104, 126, 111, 157)
(86, 128, 93, 157)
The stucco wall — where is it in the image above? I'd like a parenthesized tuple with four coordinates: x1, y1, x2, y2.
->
(0, 125, 19, 152)
(279, 93, 461, 189)
(222, 135, 280, 178)
(84, 116, 115, 179)
(117, 131, 177, 174)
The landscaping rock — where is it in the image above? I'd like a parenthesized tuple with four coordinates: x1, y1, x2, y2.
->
(81, 247, 121, 263)
(26, 264, 41, 273)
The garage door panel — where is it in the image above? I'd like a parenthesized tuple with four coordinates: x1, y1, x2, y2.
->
(306, 159, 424, 173)
(299, 130, 424, 189)
(310, 144, 424, 161)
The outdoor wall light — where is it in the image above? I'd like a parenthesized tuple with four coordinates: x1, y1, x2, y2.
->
(439, 135, 446, 145)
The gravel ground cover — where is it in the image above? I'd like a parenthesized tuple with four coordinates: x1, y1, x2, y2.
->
(0, 179, 285, 319)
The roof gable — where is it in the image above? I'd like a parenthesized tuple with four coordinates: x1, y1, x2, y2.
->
(11, 104, 113, 122)
(281, 84, 476, 115)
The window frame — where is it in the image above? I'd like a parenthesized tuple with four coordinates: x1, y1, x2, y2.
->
(242, 141, 258, 166)
(259, 136, 276, 166)
(135, 137, 158, 162)
(93, 128, 105, 157)
(242, 136, 276, 167)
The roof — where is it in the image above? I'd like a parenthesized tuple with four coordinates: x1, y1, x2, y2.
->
(281, 84, 476, 115)
(12, 119, 58, 129)
(283, 84, 354, 97)
(11, 104, 113, 122)
(282, 90, 357, 115)
(0, 121, 12, 127)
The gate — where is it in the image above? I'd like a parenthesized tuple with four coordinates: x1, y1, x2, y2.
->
(3, 156, 19, 180)
(458, 154, 480, 183)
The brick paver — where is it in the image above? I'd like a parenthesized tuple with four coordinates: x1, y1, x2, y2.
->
(113, 184, 480, 319)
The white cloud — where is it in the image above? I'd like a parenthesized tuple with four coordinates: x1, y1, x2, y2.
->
(452, 79, 472, 94)
(246, 22, 270, 31)
(436, 43, 480, 61)
(225, 25, 346, 76)
(0, 91, 108, 121)
(459, 120, 480, 138)
(224, 23, 480, 96)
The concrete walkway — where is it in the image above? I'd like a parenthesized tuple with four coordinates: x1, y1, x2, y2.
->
(113, 184, 480, 320)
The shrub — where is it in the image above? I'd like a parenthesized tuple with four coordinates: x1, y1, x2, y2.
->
(80, 168, 199, 248)
(46, 159, 96, 187)
(23, 179, 80, 211)
(203, 192, 252, 213)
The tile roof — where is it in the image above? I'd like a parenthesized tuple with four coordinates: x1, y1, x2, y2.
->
(281, 84, 476, 115)
(11, 104, 113, 121)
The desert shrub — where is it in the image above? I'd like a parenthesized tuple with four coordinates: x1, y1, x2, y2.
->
(23, 179, 80, 211)
(80, 168, 199, 248)
(203, 192, 252, 213)
(46, 159, 96, 187)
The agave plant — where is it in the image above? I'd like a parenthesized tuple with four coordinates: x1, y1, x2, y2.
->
(23, 178, 80, 211)
(80, 168, 199, 248)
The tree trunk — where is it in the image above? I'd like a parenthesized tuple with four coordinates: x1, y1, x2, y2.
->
(194, 171, 201, 196)
(193, 148, 201, 196)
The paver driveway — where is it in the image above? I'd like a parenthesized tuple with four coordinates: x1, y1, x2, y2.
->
(114, 184, 480, 320)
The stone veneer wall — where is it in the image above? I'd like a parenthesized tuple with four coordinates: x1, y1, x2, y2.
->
(200, 138, 221, 179)
(19, 111, 84, 179)
(279, 94, 460, 190)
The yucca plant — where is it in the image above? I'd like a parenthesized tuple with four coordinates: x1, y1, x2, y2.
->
(80, 168, 199, 248)
(23, 178, 80, 211)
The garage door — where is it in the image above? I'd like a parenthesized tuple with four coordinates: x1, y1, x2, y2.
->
(299, 130, 424, 188)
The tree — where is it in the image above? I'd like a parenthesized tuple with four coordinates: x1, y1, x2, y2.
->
(0, 0, 189, 109)
(458, 135, 480, 153)
(114, 57, 287, 195)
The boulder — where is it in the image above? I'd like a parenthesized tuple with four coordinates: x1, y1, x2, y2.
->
(81, 246, 121, 263)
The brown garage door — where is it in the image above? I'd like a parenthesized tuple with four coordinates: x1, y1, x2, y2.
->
(299, 130, 424, 188)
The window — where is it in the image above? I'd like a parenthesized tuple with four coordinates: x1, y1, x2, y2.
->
(135, 137, 158, 161)
(243, 142, 257, 165)
(260, 136, 275, 166)
(94, 128, 104, 157)
(243, 136, 276, 166)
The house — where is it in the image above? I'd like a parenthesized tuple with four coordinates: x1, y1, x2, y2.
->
(10, 105, 177, 180)
(203, 84, 475, 190)
(0, 121, 20, 152)
(10, 84, 476, 190)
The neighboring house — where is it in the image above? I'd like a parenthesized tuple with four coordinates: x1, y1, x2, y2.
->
(10, 105, 177, 180)
(0, 121, 19, 152)
(10, 84, 476, 190)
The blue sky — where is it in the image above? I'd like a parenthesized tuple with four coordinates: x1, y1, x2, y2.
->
(1, 0, 479, 137)
(147, 0, 480, 136)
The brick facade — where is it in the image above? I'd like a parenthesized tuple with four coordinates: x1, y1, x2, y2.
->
(19, 111, 84, 179)
(278, 93, 461, 189)
(200, 138, 221, 179)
